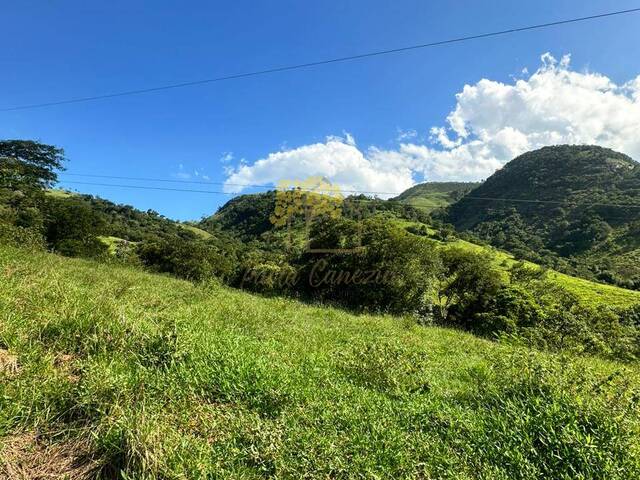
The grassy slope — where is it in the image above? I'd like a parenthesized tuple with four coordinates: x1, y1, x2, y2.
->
(403, 192, 453, 211)
(451, 239, 640, 308)
(394, 182, 480, 213)
(1, 246, 639, 478)
(393, 217, 640, 308)
(45, 189, 75, 199)
(179, 223, 213, 239)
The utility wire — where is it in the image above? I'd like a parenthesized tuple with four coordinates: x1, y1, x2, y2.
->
(3, 7, 640, 112)
(58, 174, 640, 207)
(56, 180, 640, 210)
(57, 173, 402, 195)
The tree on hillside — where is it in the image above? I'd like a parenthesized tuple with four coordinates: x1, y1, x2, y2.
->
(0, 140, 66, 188)
(0, 140, 66, 229)
(435, 246, 503, 324)
(42, 197, 108, 258)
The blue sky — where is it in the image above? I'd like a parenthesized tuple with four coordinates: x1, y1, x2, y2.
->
(2, 0, 640, 220)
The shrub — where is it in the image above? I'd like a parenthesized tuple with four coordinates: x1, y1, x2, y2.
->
(54, 237, 109, 259)
(299, 217, 440, 315)
(434, 246, 504, 324)
(0, 223, 45, 251)
(137, 238, 238, 282)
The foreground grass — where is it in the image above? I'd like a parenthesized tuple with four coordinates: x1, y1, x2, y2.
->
(1, 246, 640, 478)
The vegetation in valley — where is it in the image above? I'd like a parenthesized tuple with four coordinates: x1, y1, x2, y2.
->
(3, 139, 640, 476)
(3, 139, 640, 362)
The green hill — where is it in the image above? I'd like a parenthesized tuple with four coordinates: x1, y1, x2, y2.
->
(2, 244, 640, 478)
(199, 191, 278, 241)
(446, 145, 640, 288)
(394, 182, 480, 212)
(200, 190, 640, 309)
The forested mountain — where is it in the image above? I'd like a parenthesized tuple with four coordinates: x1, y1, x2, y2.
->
(445, 145, 640, 287)
(47, 191, 201, 243)
(394, 181, 480, 212)
(198, 191, 431, 243)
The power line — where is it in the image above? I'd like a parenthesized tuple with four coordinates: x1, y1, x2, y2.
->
(3, 7, 640, 112)
(57, 180, 401, 198)
(56, 180, 640, 210)
(58, 180, 236, 195)
(57, 173, 402, 195)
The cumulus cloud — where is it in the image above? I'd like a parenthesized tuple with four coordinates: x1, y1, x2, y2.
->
(411, 53, 640, 180)
(225, 53, 640, 193)
(224, 137, 414, 197)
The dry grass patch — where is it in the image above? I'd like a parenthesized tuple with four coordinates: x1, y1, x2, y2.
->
(0, 348, 19, 376)
(0, 432, 98, 479)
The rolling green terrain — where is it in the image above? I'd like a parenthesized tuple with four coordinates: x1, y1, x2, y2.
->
(448, 238, 640, 308)
(4, 139, 640, 477)
(1, 244, 640, 478)
(393, 182, 480, 212)
(201, 191, 640, 310)
(446, 145, 640, 288)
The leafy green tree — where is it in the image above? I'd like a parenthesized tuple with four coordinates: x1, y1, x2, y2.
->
(43, 197, 108, 258)
(473, 285, 543, 336)
(0, 140, 65, 188)
(435, 246, 503, 324)
(0, 140, 66, 230)
(299, 216, 440, 315)
(137, 238, 239, 282)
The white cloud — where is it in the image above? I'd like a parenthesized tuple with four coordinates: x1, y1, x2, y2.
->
(225, 53, 640, 193)
(224, 137, 414, 196)
(175, 163, 191, 180)
(414, 52, 640, 180)
(396, 128, 418, 141)
(220, 152, 234, 163)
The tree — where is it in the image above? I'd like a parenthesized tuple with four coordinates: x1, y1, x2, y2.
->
(1, 140, 66, 230)
(0, 140, 65, 188)
(300, 217, 440, 315)
(43, 197, 108, 257)
(137, 238, 239, 282)
(435, 246, 503, 324)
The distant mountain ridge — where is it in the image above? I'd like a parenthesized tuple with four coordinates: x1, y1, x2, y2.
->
(445, 145, 640, 288)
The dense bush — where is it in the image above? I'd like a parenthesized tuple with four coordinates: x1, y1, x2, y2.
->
(297, 217, 440, 315)
(434, 246, 503, 325)
(0, 223, 45, 251)
(458, 263, 640, 361)
(42, 197, 108, 258)
(137, 238, 239, 282)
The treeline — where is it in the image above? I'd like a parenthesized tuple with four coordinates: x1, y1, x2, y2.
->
(2, 140, 640, 362)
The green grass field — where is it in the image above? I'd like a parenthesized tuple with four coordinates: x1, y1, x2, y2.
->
(1, 245, 640, 478)
(98, 235, 131, 255)
(403, 192, 453, 212)
(45, 189, 76, 199)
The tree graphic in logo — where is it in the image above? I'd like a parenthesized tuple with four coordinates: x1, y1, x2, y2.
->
(270, 176, 361, 253)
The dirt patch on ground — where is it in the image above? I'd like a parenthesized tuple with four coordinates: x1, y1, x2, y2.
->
(0, 349, 19, 376)
(0, 432, 99, 479)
